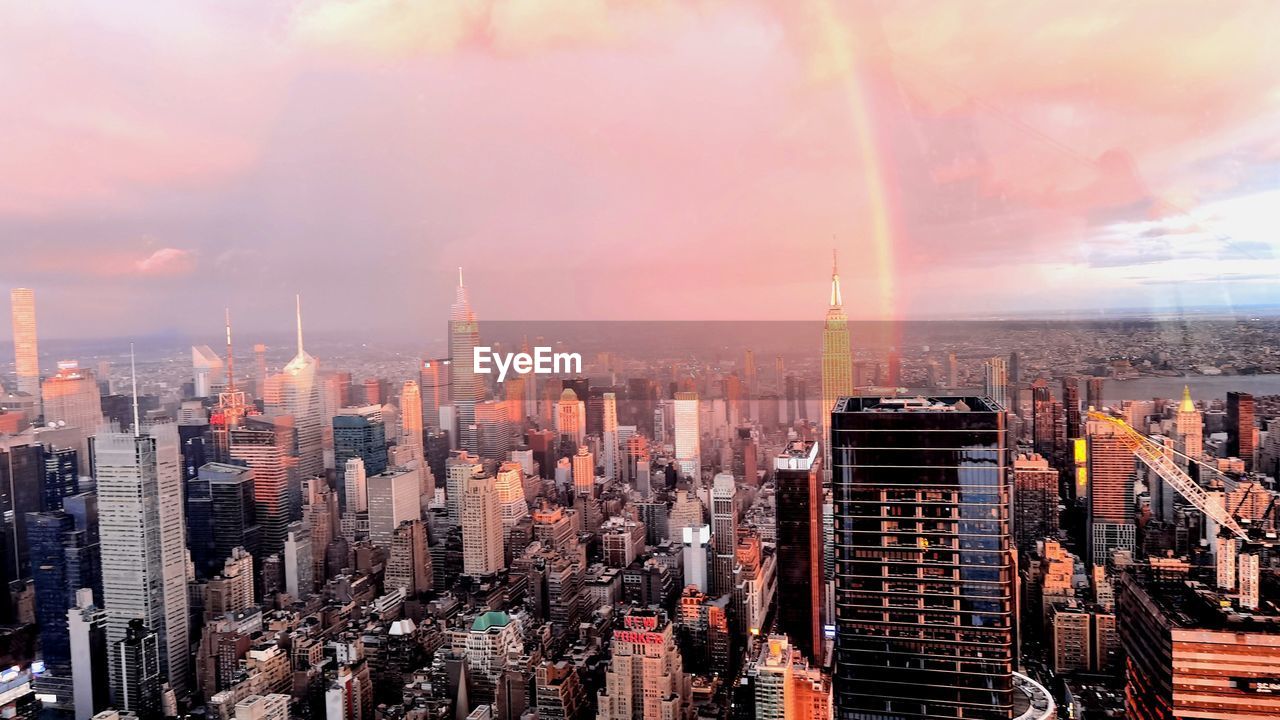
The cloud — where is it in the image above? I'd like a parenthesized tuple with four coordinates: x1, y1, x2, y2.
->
(135, 248, 197, 277)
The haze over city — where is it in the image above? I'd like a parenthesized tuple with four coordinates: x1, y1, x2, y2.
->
(4, 1, 1280, 338)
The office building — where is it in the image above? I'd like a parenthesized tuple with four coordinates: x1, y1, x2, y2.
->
(773, 439, 823, 662)
(821, 253, 852, 472)
(96, 424, 190, 699)
(555, 389, 586, 452)
(710, 473, 737, 597)
(449, 270, 484, 453)
(752, 634, 832, 720)
(333, 405, 388, 487)
(419, 358, 450, 433)
(673, 391, 700, 479)
(399, 380, 424, 460)
(831, 396, 1014, 720)
(1119, 568, 1280, 719)
(385, 519, 432, 595)
(596, 609, 688, 720)
(41, 361, 103, 474)
(1014, 453, 1059, 553)
(461, 472, 504, 578)
(571, 445, 594, 496)
(446, 450, 482, 525)
(187, 462, 260, 581)
(1175, 386, 1202, 463)
(366, 467, 418, 549)
(229, 417, 294, 556)
(1085, 416, 1136, 568)
(983, 357, 1008, 410)
(68, 588, 109, 720)
(10, 289, 40, 413)
(114, 618, 161, 718)
(601, 392, 620, 482)
(263, 296, 323, 480)
(1227, 391, 1256, 470)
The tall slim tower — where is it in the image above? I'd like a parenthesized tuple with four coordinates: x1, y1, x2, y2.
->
(1176, 386, 1203, 463)
(450, 269, 484, 453)
(601, 392, 620, 482)
(710, 473, 737, 597)
(1227, 391, 1256, 471)
(266, 296, 324, 479)
(983, 356, 1008, 410)
(821, 251, 852, 474)
(399, 380, 424, 461)
(96, 423, 191, 699)
(9, 289, 39, 412)
(774, 440, 823, 662)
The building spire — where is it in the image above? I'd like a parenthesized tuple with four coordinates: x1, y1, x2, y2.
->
(130, 342, 140, 437)
(224, 307, 236, 394)
(1180, 385, 1195, 413)
(830, 248, 843, 307)
(458, 266, 464, 288)
(295, 293, 304, 357)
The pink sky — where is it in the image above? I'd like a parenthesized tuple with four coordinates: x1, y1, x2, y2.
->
(3, 1, 1280, 338)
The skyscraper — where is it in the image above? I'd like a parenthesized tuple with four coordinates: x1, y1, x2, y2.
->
(185, 462, 260, 580)
(1086, 416, 1136, 568)
(265, 296, 324, 480)
(571, 445, 594, 497)
(710, 472, 737, 597)
(385, 519, 432, 595)
(773, 439, 822, 662)
(9, 289, 39, 413)
(1227, 391, 1256, 471)
(555, 389, 586, 452)
(601, 392, 620, 482)
(673, 391, 700, 479)
(831, 396, 1014, 720)
(983, 356, 1008, 410)
(446, 450, 482, 524)
(114, 618, 161, 718)
(596, 609, 688, 720)
(333, 405, 388, 489)
(461, 471, 504, 578)
(41, 361, 103, 475)
(1013, 453, 1059, 554)
(418, 358, 450, 433)
(449, 269, 484, 453)
(1175, 386, 1203, 463)
(399, 380, 424, 461)
(365, 467, 419, 549)
(820, 251, 852, 474)
(752, 634, 832, 720)
(229, 417, 294, 556)
(96, 423, 190, 699)
(68, 588, 109, 720)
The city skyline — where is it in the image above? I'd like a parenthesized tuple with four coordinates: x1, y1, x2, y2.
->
(4, 2, 1280, 338)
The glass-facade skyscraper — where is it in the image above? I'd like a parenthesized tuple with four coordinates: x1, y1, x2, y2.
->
(831, 396, 1014, 720)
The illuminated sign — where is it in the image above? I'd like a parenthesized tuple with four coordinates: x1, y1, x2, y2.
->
(614, 630, 664, 645)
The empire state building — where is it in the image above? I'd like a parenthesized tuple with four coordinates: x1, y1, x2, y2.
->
(821, 250, 852, 472)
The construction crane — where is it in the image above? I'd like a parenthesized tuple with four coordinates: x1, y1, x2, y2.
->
(1086, 409, 1272, 610)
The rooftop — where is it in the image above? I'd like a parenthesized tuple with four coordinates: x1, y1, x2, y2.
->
(835, 395, 1002, 413)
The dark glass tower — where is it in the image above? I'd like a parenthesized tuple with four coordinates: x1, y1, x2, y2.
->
(186, 462, 261, 580)
(832, 396, 1014, 720)
(1226, 391, 1255, 471)
(774, 439, 823, 662)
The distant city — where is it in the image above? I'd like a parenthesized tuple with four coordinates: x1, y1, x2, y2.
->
(3, 265, 1280, 720)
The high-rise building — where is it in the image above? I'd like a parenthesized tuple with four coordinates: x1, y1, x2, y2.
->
(1227, 391, 1256, 471)
(419, 358, 450, 433)
(385, 519, 432, 595)
(9, 289, 40, 413)
(773, 439, 823, 662)
(41, 361, 103, 474)
(232, 693, 291, 720)
(264, 296, 323, 480)
(26, 511, 77, 675)
(229, 417, 294, 556)
(366, 467, 419, 549)
(832, 396, 1014, 720)
(1085, 416, 1136, 568)
(1175, 386, 1203, 463)
(534, 661, 588, 720)
(343, 456, 368, 516)
(446, 450, 482, 525)
(474, 399, 513, 461)
(114, 618, 161, 718)
(1119, 568, 1280, 720)
(68, 588, 110, 720)
(333, 405, 388, 485)
(1014, 453, 1059, 553)
(450, 269, 484, 453)
(191, 345, 224, 398)
(681, 524, 710, 592)
(571, 445, 594, 497)
(282, 522, 313, 599)
(673, 391, 700, 479)
(494, 461, 529, 540)
(96, 424, 190, 699)
(821, 253, 852, 475)
(601, 392, 620, 482)
(983, 356, 1008, 410)
(1062, 376, 1082, 439)
(710, 473, 737, 597)
(1085, 376, 1104, 410)
(752, 634, 832, 720)
(461, 472, 504, 578)
(399, 380, 424, 460)
(555, 389, 586, 452)
(186, 462, 260, 580)
(596, 609, 688, 720)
